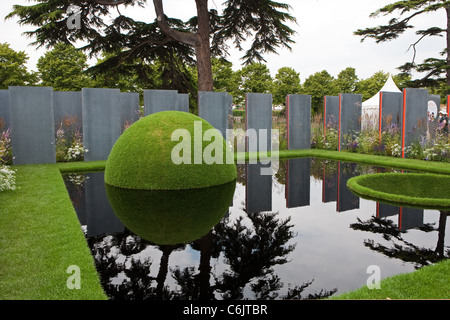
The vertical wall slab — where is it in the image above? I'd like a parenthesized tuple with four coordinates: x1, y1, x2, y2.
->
(245, 93, 272, 153)
(9, 86, 56, 165)
(401, 88, 428, 158)
(198, 91, 232, 138)
(338, 94, 362, 151)
(176, 93, 190, 112)
(119, 92, 140, 132)
(53, 91, 82, 129)
(286, 94, 311, 150)
(376, 202, 400, 219)
(399, 207, 424, 231)
(336, 162, 359, 212)
(245, 162, 272, 214)
(285, 158, 310, 208)
(0, 90, 10, 130)
(323, 96, 339, 134)
(144, 89, 189, 115)
(82, 88, 121, 161)
(379, 92, 403, 138)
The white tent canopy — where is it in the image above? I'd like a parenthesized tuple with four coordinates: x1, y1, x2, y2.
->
(361, 75, 401, 129)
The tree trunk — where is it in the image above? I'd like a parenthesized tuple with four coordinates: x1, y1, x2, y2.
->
(154, 0, 214, 92)
(195, 0, 214, 91)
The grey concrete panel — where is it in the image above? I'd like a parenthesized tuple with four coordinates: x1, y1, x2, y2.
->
(377, 202, 399, 218)
(143, 89, 178, 116)
(336, 162, 359, 212)
(198, 91, 231, 138)
(245, 93, 272, 153)
(286, 94, 311, 150)
(176, 93, 190, 112)
(379, 92, 403, 133)
(0, 90, 10, 130)
(323, 96, 339, 133)
(402, 88, 428, 157)
(227, 94, 233, 129)
(9, 86, 56, 165)
(82, 88, 121, 161)
(286, 158, 310, 208)
(53, 91, 82, 129)
(399, 207, 424, 231)
(84, 171, 124, 237)
(119, 92, 140, 131)
(245, 162, 272, 214)
(338, 94, 362, 151)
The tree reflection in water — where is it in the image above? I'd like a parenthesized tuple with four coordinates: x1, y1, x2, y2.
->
(350, 211, 449, 269)
(88, 210, 337, 300)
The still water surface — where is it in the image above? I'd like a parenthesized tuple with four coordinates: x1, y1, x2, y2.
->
(63, 158, 449, 300)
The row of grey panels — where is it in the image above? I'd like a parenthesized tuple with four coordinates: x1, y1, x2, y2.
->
(0, 86, 436, 165)
(0, 87, 313, 165)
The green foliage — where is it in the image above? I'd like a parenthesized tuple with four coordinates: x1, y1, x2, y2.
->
(336, 67, 359, 94)
(355, 0, 450, 93)
(272, 67, 302, 106)
(0, 43, 37, 89)
(212, 57, 239, 94)
(7, 0, 296, 91)
(218, 0, 297, 64)
(301, 70, 339, 114)
(234, 63, 273, 108)
(355, 70, 389, 101)
(37, 43, 92, 91)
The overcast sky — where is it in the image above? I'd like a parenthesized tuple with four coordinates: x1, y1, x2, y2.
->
(0, 0, 446, 82)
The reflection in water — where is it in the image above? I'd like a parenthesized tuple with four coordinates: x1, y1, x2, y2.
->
(350, 211, 449, 269)
(105, 181, 236, 245)
(63, 158, 449, 300)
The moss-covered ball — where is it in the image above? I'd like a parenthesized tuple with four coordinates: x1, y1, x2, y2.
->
(105, 180, 236, 245)
(347, 173, 450, 210)
(105, 111, 236, 190)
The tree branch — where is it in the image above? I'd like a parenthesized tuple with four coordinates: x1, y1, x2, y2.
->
(86, 0, 130, 5)
(153, 0, 198, 47)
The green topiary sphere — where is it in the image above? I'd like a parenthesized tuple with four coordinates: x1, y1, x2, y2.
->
(104, 111, 237, 190)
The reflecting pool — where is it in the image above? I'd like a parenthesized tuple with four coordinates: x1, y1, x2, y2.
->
(63, 158, 449, 300)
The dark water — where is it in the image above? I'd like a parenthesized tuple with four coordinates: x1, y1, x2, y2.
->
(63, 158, 449, 300)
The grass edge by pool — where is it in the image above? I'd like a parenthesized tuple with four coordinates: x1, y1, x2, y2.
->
(347, 173, 450, 210)
(0, 149, 449, 300)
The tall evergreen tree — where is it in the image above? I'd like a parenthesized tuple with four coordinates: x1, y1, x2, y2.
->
(7, 0, 297, 92)
(0, 43, 37, 89)
(355, 0, 450, 93)
(37, 42, 92, 90)
(272, 67, 302, 106)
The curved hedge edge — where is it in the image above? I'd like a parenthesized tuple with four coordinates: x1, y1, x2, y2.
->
(347, 173, 450, 210)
